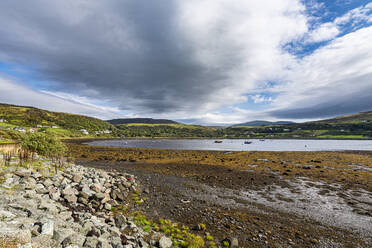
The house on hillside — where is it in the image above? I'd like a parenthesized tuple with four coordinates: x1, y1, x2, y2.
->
(13, 127, 26, 132)
(103, 130, 112, 134)
(29, 128, 36, 133)
(80, 129, 89, 135)
(0, 118, 6, 122)
(51, 125, 59, 128)
(36, 125, 43, 128)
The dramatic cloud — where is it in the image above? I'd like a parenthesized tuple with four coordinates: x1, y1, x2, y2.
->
(0, 0, 371, 123)
(0, 76, 122, 119)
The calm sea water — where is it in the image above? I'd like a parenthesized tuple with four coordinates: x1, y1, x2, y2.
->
(85, 139, 372, 151)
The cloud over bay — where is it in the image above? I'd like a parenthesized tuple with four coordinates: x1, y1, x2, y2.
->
(0, 0, 371, 123)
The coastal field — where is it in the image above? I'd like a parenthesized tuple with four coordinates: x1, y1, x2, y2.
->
(67, 141, 372, 247)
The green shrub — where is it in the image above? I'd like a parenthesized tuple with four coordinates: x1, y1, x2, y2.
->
(21, 133, 67, 171)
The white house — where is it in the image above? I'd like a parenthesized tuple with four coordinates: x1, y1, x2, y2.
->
(0, 118, 6, 122)
(103, 130, 112, 134)
(80, 129, 89, 135)
(13, 127, 26, 132)
(51, 125, 59, 128)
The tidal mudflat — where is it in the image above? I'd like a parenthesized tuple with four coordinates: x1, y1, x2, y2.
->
(68, 141, 372, 247)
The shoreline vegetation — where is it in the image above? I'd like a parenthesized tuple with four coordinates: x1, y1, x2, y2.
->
(1, 103, 372, 145)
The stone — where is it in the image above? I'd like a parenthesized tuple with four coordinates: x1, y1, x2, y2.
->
(95, 192, 105, 200)
(81, 222, 94, 236)
(41, 220, 54, 236)
(14, 168, 31, 178)
(19, 243, 33, 248)
(159, 236, 172, 248)
(0, 228, 32, 243)
(65, 245, 80, 248)
(49, 188, 61, 201)
(72, 174, 82, 183)
(104, 203, 112, 211)
(115, 215, 127, 229)
(53, 228, 75, 243)
(79, 191, 90, 199)
(0, 210, 16, 219)
(78, 197, 88, 205)
(98, 238, 112, 248)
(230, 238, 239, 248)
(62, 186, 78, 196)
(100, 171, 109, 179)
(139, 239, 149, 248)
(35, 184, 48, 194)
(92, 183, 102, 193)
(110, 236, 123, 248)
(84, 236, 99, 248)
(39, 199, 58, 214)
(64, 194, 78, 204)
(43, 178, 54, 187)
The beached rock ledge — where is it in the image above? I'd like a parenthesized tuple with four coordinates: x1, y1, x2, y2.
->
(0, 164, 173, 248)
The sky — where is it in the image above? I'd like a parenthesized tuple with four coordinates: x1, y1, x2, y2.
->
(0, 0, 371, 125)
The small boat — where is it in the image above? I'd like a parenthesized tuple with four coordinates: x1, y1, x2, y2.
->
(244, 141, 252, 144)
(214, 140, 223, 143)
(259, 139, 265, 141)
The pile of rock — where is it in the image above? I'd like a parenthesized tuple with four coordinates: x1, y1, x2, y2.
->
(0, 164, 172, 248)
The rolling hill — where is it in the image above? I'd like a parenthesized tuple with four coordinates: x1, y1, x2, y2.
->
(0, 103, 114, 139)
(108, 118, 178, 125)
(313, 111, 372, 124)
(233, 120, 295, 127)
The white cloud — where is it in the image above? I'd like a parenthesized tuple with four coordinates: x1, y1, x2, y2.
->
(307, 22, 340, 43)
(250, 95, 273, 104)
(0, 76, 123, 119)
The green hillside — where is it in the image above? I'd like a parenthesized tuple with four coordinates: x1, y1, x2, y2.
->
(0, 103, 114, 141)
(315, 111, 372, 124)
(115, 123, 219, 138)
(222, 111, 372, 139)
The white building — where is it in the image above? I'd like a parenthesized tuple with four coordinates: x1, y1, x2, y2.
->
(80, 129, 89, 135)
(13, 127, 26, 132)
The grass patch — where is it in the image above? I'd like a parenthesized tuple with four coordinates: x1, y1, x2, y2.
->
(317, 135, 366, 139)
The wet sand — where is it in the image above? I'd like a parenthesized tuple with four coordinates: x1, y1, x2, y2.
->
(68, 142, 372, 247)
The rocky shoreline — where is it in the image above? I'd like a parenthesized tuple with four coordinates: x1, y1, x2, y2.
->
(0, 163, 174, 248)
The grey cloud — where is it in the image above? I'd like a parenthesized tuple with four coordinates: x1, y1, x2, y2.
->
(0, 0, 241, 114)
(270, 73, 372, 119)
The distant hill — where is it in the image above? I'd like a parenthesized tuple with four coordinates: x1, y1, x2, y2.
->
(312, 111, 372, 124)
(108, 118, 178, 125)
(233, 120, 296, 127)
(0, 103, 114, 138)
